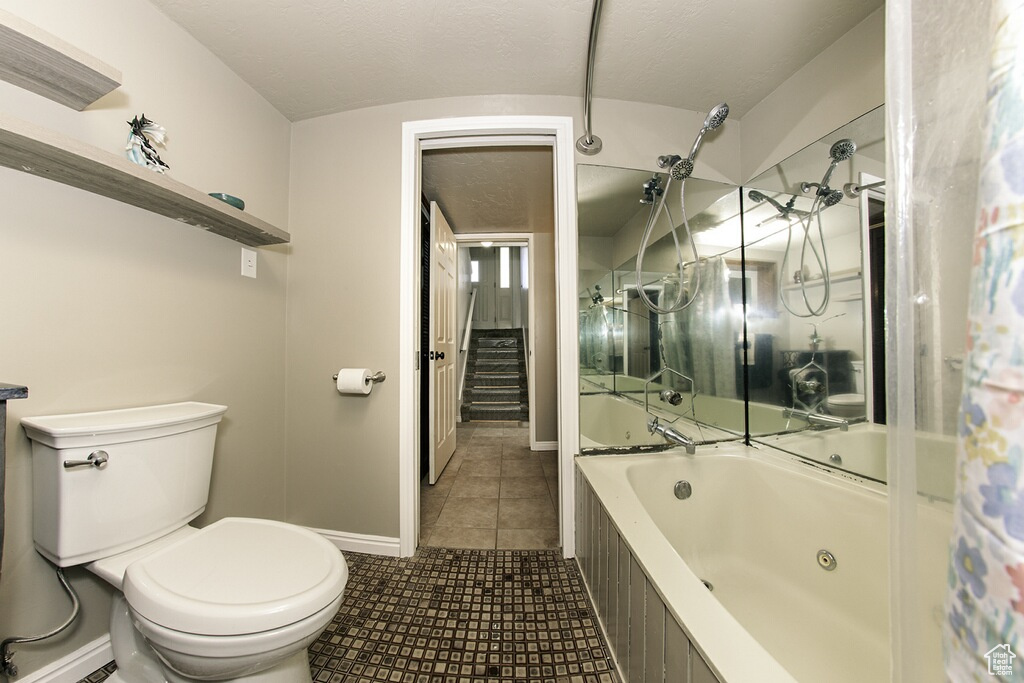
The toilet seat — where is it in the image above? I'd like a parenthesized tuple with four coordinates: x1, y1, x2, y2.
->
(123, 517, 347, 636)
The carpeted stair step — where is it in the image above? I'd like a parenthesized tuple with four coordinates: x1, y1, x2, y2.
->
(468, 372, 520, 387)
(465, 386, 523, 403)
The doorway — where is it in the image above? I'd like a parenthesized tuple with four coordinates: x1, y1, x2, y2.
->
(399, 117, 579, 557)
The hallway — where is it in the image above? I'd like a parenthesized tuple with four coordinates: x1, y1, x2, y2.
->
(420, 423, 559, 549)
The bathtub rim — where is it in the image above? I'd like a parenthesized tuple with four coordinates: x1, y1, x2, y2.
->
(575, 442, 893, 683)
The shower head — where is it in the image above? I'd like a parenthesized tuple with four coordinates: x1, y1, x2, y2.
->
(670, 157, 694, 180)
(704, 103, 730, 131)
(684, 102, 730, 166)
(829, 138, 857, 162)
(816, 138, 857, 196)
(822, 189, 844, 207)
(748, 190, 789, 215)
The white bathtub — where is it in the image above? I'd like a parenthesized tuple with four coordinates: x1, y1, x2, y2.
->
(579, 391, 741, 449)
(756, 422, 956, 500)
(575, 446, 953, 682)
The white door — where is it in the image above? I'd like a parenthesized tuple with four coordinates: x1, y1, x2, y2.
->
(429, 202, 457, 483)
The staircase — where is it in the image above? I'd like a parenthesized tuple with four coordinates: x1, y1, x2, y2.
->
(461, 328, 529, 423)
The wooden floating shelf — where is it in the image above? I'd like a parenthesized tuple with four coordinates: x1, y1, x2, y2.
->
(0, 9, 121, 110)
(0, 113, 290, 246)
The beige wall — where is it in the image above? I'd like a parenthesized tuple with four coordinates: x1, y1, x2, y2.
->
(0, 0, 290, 675)
(740, 7, 885, 182)
(284, 95, 742, 539)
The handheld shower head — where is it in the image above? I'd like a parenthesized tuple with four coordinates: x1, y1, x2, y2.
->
(704, 103, 730, 131)
(685, 102, 730, 162)
(829, 138, 857, 162)
(817, 138, 858, 196)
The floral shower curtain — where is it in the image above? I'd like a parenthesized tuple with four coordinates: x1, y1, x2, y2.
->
(945, 0, 1024, 678)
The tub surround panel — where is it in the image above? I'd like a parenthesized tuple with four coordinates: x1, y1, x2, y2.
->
(576, 466, 721, 683)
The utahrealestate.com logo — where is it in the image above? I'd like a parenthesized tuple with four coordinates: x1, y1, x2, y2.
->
(985, 644, 1016, 677)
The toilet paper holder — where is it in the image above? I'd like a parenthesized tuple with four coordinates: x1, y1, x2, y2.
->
(332, 370, 386, 385)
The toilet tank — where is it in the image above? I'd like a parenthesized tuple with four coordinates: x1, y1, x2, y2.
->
(23, 402, 228, 567)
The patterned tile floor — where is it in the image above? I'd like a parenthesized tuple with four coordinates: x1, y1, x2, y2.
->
(421, 423, 560, 550)
(77, 549, 619, 683)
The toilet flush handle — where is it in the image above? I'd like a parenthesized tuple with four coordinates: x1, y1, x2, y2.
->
(63, 450, 109, 470)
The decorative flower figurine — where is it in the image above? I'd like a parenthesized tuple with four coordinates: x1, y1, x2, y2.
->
(125, 114, 169, 173)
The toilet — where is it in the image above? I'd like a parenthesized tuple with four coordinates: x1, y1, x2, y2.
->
(22, 402, 348, 683)
(827, 360, 866, 418)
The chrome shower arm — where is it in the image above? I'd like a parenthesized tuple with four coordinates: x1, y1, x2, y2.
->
(576, 0, 604, 155)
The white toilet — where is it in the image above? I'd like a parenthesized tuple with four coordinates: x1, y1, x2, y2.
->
(23, 402, 348, 683)
(827, 360, 866, 418)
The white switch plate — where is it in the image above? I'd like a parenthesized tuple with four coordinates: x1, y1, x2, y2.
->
(241, 247, 257, 278)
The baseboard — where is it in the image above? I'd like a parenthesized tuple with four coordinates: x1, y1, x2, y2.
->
(309, 527, 401, 557)
(17, 635, 112, 683)
(532, 440, 558, 452)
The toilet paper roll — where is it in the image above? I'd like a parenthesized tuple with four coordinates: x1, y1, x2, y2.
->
(336, 368, 372, 395)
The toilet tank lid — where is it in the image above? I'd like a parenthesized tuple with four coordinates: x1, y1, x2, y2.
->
(22, 402, 227, 448)
(123, 518, 348, 636)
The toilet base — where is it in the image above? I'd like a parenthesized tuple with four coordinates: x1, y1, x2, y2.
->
(109, 596, 314, 683)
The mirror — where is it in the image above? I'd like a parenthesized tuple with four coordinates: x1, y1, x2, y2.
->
(578, 166, 747, 451)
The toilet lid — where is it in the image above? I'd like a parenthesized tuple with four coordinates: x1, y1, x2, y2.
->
(123, 518, 347, 636)
(828, 393, 865, 406)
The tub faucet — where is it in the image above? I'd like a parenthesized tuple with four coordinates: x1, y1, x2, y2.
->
(648, 417, 696, 454)
(782, 408, 849, 432)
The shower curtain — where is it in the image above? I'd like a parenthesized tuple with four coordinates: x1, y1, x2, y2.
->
(659, 257, 736, 398)
(944, 1, 1024, 678)
(580, 304, 613, 374)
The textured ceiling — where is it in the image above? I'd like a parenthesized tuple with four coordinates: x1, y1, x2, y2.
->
(148, 0, 883, 122)
(422, 147, 554, 234)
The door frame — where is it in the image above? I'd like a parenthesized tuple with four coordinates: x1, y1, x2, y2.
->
(399, 116, 579, 558)
(455, 234, 538, 449)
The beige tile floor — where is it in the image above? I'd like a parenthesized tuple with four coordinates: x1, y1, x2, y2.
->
(420, 422, 560, 550)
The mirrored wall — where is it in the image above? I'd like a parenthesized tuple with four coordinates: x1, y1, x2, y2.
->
(576, 106, 957, 502)
(578, 170, 747, 451)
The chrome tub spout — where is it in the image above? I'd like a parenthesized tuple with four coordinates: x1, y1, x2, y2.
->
(782, 408, 849, 432)
(648, 417, 697, 455)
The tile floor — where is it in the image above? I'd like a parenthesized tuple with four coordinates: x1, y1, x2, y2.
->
(420, 423, 559, 550)
(77, 549, 620, 683)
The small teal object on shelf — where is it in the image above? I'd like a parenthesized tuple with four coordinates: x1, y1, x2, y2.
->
(208, 193, 244, 210)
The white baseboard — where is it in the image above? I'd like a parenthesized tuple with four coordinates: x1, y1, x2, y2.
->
(17, 635, 112, 683)
(532, 440, 558, 452)
(309, 527, 401, 557)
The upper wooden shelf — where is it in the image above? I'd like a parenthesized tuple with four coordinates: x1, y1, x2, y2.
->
(0, 9, 121, 110)
(0, 113, 290, 246)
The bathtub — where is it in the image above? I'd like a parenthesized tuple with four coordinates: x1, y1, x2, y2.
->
(756, 422, 956, 500)
(579, 391, 741, 449)
(575, 445, 953, 682)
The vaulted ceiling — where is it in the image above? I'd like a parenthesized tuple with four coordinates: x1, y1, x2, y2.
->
(148, 0, 883, 234)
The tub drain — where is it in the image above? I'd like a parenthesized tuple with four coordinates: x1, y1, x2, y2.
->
(701, 579, 714, 591)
